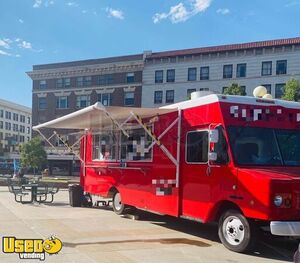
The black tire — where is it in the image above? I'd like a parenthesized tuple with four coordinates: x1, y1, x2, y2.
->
(218, 209, 255, 253)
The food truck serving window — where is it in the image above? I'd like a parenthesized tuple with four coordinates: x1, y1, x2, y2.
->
(186, 131, 208, 163)
(92, 125, 153, 161)
(92, 130, 117, 161)
(121, 126, 153, 161)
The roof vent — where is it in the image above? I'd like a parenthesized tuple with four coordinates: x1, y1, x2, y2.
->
(191, 90, 215, 100)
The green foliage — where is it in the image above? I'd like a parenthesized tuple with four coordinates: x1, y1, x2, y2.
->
(223, 83, 246, 96)
(282, 79, 300, 102)
(19, 137, 47, 171)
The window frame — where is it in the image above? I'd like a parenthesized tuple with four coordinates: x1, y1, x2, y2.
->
(275, 83, 285, 99)
(236, 63, 247, 78)
(165, 90, 174, 104)
(154, 90, 163, 104)
(188, 67, 197, 81)
(124, 91, 135, 106)
(200, 66, 209, 80)
(276, 60, 287, 75)
(261, 61, 272, 76)
(56, 96, 69, 109)
(76, 95, 91, 108)
(166, 69, 175, 83)
(185, 130, 209, 164)
(223, 64, 233, 79)
(155, 70, 163, 83)
(38, 97, 47, 110)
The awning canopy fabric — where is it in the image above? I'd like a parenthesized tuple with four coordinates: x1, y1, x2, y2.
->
(32, 102, 177, 130)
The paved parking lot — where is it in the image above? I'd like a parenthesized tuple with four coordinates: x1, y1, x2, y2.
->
(0, 186, 297, 263)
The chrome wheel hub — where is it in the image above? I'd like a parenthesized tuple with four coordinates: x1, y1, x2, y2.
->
(222, 216, 245, 246)
(114, 193, 122, 211)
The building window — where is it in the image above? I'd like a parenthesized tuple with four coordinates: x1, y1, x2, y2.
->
(5, 111, 11, 120)
(167, 69, 175, 82)
(57, 78, 71, 88)
(19, 125, 25, 133)
(126, 73, 135, 83)
(200, 66, 209, 80)
(166, 90, 174, 103)
(20, 115, 25, 123)
(188, 68, 197, 81)
(56, 96, 68, 109)
(13, 124, 18, 132)
(276, 60, 287, 75)
(76, 95, 90, 108)
(237, 63, 247, 78)
(27, 137, 30, 142)
(38, 98, 47, 109)
(0, 110, 3, 118)
(97, 74, 113, 85)
(261, 61, 272, 76)
(77, 77, 83, 87)
(98, 93, 111, 106)
(27, 117, 30, 124)
(275, 83, 285, 98)
(56, 79, 63, 88)
(187, 89, 196, 99)
(155, 70, 163, 83)
(84, 76, 92, 87)
(39, 80, 47, 89)
(5, 122, 11, 131)
(124, 92, 135, 106)
(186, 131, 208, 163)
(199, 88, 209, 91)
(27, 127, 30, 134)
(154, 91, 163, 104)
(19, 136, 25, 143)
(0, 121, 3, 129)
(240, 86, 246, 95)
(13, 113, 18, 121)
(64, 78, 71, 88)
(77, 76, 91, 87)
(223, 65, 233, 79)
(262, 84, 272, 94)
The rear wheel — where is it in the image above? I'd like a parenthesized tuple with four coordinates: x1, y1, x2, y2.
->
(112, 191, 136, 215)
(218, 210, 255, 253)
(112, 192, 125, 215)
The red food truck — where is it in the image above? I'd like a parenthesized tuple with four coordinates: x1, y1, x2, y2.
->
(33, 93, 300, 253)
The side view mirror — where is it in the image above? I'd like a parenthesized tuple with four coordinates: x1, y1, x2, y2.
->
(208, 152, 217, 161)
(209, 129, 219, 143)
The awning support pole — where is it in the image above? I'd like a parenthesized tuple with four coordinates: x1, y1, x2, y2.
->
(130, 111, 178, 167)
(103, 109, 129, 137)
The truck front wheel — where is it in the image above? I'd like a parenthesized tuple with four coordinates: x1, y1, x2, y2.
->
(218, 210, 255, 253)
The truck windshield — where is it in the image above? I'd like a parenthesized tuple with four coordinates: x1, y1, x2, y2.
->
(227, 126, 300, 166)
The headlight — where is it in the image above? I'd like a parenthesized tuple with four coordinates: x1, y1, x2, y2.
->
(274, 195, 283, 207)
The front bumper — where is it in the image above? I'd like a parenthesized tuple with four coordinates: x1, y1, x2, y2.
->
(270, 221, 300, 236)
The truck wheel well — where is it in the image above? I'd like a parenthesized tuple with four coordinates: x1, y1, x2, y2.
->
(107, 187, 118, 198)
(212, 201, 243, 222)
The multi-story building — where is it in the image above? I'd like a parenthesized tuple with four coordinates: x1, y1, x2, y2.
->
(142, 37, 300, 107)
(0, 99, 32, 155)
(27, 54, 144, 175)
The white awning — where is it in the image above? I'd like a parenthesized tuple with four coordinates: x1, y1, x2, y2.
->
(32, 102, 176, 130)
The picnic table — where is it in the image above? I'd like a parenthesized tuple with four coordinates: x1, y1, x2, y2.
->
(7, 178, 59, 204)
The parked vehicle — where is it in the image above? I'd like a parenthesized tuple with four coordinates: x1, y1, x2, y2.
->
(33, 93, 300, 253)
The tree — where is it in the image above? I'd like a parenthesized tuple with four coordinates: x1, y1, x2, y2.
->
(282, 79, 300, 102)
(223, 83, 246, 96)
(19, 137, 47, 174)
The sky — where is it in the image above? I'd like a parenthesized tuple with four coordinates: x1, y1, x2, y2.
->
(0, 0, 300, 108)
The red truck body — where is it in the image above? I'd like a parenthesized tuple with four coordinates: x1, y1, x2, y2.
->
(34, 94, 300, 252)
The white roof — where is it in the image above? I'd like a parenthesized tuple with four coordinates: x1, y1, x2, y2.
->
(161, 94, 300, 110)
(32, 102, 176, 130)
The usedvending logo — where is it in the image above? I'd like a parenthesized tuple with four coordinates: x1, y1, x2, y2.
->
(2, 235, 62, 261)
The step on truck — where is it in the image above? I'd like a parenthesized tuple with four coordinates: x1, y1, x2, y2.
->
(33, 92, 300, 253)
